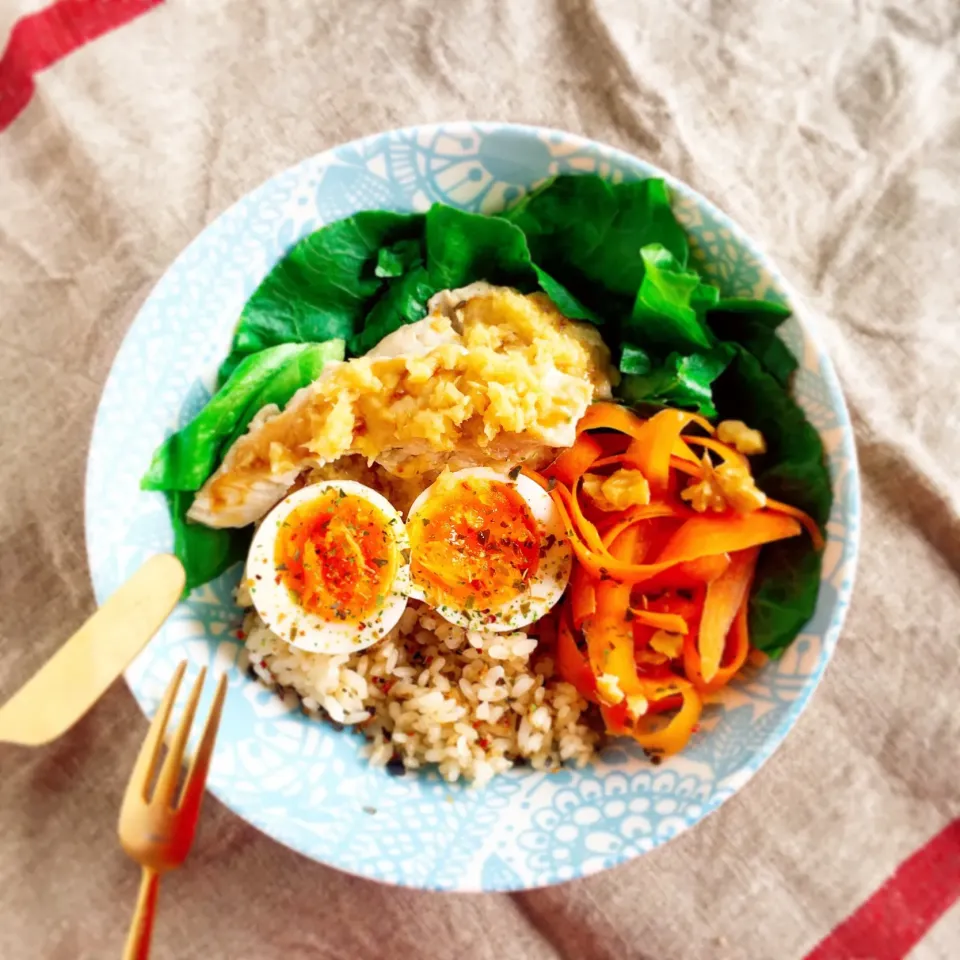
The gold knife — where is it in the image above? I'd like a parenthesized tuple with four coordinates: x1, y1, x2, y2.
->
(0, 554, 185, 746)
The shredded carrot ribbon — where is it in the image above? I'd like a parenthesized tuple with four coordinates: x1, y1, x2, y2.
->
(545, 433, 604, 488)
(696, 547, 758, 683)
(629, 608, 689, 633)
(557, 608, 597, 702)
(765, 497, 826, 550)
(628, 409, 714, 496)
(599, 503, 691, 547)
(547, 401, 825, 759)
(575, 402, 649, 439)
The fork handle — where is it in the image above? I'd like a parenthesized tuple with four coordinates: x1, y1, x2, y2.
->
(123, 867, 160, 960)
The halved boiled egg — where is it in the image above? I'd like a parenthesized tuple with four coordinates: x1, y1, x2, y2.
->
(406, 467, 572, 632)
(246, 480, 411, 654)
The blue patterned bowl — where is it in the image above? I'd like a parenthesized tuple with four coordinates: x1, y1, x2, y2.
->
(85, 123, 859, 891)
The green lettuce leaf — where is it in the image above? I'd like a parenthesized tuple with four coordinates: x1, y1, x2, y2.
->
(619, 343, 653, 375)
(618, 344, 733, 417)
(423, 205, 600, 324)
(532, 266, 603, 325)
(218, 340, 345, 454)
(708, 298, 797, 388)
(715, 347, 829, 521)
(625, 244, 715, 353)
(143, 341, 344, 492)
(713, 297, 791, 319)
(746, 541, 823, 661)
(426, 205, 533, 290)
(350, 264, 436, 355)
(167, 491, 250, 595)
(350, 204, 602, 354)
(375, 238, 423, 278)
(218, 211, 422, 382)
(713, 347, 832, 656)
(691, 283, 721, 313)
(503, 176, 689, 310)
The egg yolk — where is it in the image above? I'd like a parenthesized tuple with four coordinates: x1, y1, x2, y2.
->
(408, 477, 540, 612)
(274, 489, 397, 624)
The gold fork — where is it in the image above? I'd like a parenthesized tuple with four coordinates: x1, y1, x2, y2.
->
(118, 661, 227, 960)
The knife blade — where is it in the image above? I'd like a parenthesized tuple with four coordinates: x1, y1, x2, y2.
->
(0, 554, 185, 746)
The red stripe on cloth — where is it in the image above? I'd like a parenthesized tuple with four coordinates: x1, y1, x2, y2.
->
(0, 0, 163, 131)
(805, 818, 960, 960)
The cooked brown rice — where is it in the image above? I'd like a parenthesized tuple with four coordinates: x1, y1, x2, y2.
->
(238, 596, 599, 785)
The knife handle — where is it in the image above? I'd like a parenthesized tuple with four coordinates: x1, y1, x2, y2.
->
(0, 555, 185, 746)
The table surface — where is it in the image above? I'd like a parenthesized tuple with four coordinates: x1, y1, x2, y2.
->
(1, 1, 958, 958)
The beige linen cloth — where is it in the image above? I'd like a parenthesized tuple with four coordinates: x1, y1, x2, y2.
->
(1, 1, 958, 957)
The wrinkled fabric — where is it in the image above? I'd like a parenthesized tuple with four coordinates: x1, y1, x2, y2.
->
(0, 1, 958, 957)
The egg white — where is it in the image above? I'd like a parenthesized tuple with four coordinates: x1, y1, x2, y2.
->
(406, 467, 572, 632)
(246, 480, 411, 654)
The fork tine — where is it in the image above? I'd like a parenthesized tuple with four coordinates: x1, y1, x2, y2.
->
(177, 673, 227, 813)
(152, 666, 206, 807)
(122, 661, 186, 807)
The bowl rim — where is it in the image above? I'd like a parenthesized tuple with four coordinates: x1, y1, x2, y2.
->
(84, 121, 861, 891)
